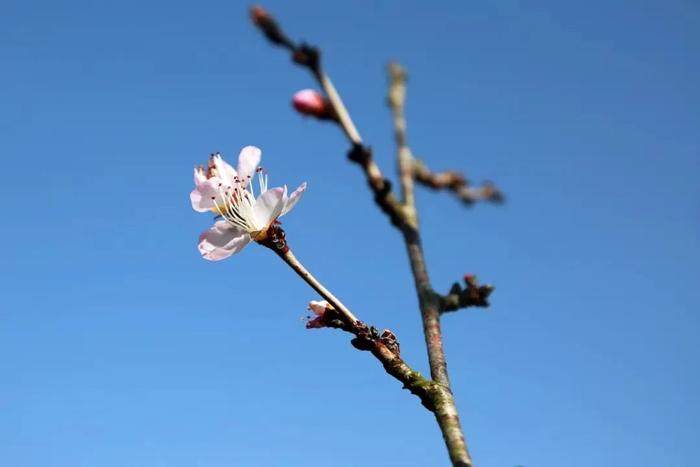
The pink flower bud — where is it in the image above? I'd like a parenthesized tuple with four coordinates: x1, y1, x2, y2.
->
(249, 5, 270, 26)
(292, 89, 332, 119)
(306, 300, 333, 329)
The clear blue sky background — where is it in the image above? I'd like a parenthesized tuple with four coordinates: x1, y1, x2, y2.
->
(1, 1, 698, 466)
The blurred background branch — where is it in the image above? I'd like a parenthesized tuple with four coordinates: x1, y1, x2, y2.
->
(250, 6, 506, 466)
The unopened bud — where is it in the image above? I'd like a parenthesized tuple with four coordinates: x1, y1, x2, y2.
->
(308, 300, 331, 315)
(249, 5, 270, 25)
(249, 5, 292, 48)
(292, 89, 334, 120)
(380, 329, 401, 356)
(464, 273, 476, 284)
(306, 300, 333, 329)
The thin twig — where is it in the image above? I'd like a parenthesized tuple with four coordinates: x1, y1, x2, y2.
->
(266, 240, 437, 409)
(279, 248, 359, 324)
(387, 62, 416, 223)
(315, 71, 362, 145)
(312, 72, 405, 225)
(413, 159, 504, 205)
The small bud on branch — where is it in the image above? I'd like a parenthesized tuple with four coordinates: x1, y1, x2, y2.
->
(292, 43, 321, 72)
(441, 274, 495, 312)
(292, 89, 337, 121)
(249, 5, 294, 49)
(306, 300, 341, 329)
(413, 159, 504, 205)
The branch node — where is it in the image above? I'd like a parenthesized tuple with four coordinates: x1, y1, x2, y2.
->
(292, 43, 321, 73)
(440, 274, 495, 313)
(347, 143, 371, 166)
(380, 329, 401, 356)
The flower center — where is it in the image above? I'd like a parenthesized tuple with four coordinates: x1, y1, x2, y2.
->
(212, 168, 269, 233)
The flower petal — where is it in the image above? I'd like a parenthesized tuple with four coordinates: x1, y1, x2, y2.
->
(212, 154, 237, 186)
(190, 178, 224, 212)
(237, 146, 262, 181)
(306, 300, 333, 329)
(281, 182, 307, 216)
(308, 300, 331, 316)
(198, 221, 251, 261)
(193, 166, 207, 184)
(253, 186, 285, 229)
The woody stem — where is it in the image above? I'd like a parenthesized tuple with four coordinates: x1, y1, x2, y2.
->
(273, 247, 359, 325)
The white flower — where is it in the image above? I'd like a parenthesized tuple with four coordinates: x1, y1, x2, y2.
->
(191, 146, 306, 261)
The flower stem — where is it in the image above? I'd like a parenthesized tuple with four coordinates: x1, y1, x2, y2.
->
(314, 70, 362, 146)
(275, 248, 359, 325)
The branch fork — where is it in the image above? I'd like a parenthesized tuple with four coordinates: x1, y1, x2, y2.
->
(250, 6, 504, 466)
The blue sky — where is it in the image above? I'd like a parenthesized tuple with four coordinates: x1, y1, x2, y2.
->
(1, 1, 698, 466)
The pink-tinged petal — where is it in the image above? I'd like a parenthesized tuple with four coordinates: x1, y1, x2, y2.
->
(306, 317, 327, 329)
(212, 154, 237, 185)
(281, 181, 307, 216)
(308, 300, 331, 315)
(193, 166, 207, 184)
(306, 300, 333, 329)
(253, 186, 285, 228)
(190, 178, 224, 212)
(236, 146, 262, 181)
(198, 221, 251, 261)
(190, 189, 206, 212)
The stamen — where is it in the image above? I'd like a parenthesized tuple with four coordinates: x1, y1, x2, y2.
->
(257, 169, 268, 194)
(213, 183, 260, 232)
(209, 165, 277, 234)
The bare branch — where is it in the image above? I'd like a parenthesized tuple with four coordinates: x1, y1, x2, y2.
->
(249, 7, 504, 466)
(262, 236, 436, 409)
(386, 62, 474, 465)
(250, 6, 405, 227)
(387, 62, 418, 226)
